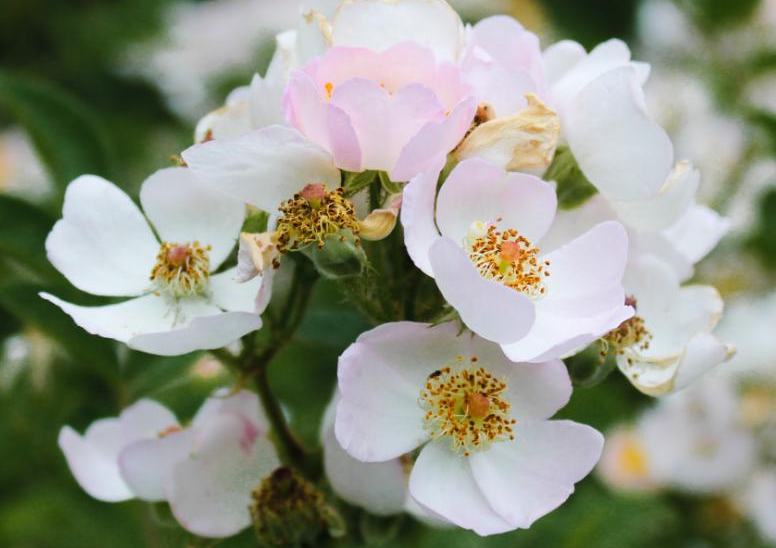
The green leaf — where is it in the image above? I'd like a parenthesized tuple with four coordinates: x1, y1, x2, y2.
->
(378, 172, 403, 195)
(0, 71, 114, 199)
(0, 195, 61, 282)
(544, 145, 598, 210)
(746, 187, 776, 272)
(0, 283, 118, 379)
(242, 210, 270, 234)
(342, 170, 379, 197)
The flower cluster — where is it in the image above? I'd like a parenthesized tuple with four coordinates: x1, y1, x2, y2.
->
(48, 0, 734, 542)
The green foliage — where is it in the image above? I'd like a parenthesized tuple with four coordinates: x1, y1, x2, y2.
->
(746, 187, 776, 271)
(544, 145, 599, 210)
(675, 0, 761, 30)
(0, 71, 115, 201)
(0, 195, 60, 282)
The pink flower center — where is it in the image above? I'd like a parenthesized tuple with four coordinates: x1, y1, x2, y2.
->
(150, 241, 211, 298)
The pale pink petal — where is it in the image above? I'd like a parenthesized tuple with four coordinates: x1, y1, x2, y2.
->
(322, 395, 407, 515)
(167, 413, 279, 538)
(45, 175, 158, 297)
(140, 167, 245, 270)
(336, 322, 468, 462)
(429, 238, 535, 344)
(436, 158, 557, 244)
(391, 97, 476, 182)
(409, 442, 513, 536)
(542, 40, 586, 87)
(118, 430, 195, 502)
(193, 388, 269, 432)
(59, 421, 134, 502)
(331, 79, 445, 172)
(401, 157, 446, 277)
(470, 421, 603, 529)
(662, 204, 730, 266)
(120, 399, 179, 440)
(283, 71, 362, 172)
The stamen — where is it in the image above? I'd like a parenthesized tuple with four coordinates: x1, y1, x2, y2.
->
(150, 241, 211, 298)
(600, 297, 653, 365)
(466, 221, 550, 299)
(419, 356, 515, 457)
(275, 185, 360, 253)
(325, 82, 334, 100)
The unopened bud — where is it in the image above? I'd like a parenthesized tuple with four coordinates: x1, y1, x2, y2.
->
(250, 467, 343, 546)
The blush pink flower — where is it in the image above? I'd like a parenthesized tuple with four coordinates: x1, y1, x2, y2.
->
(401, 157, 632, 362)
(335, 322, 603, 536)
(283, 42, 476, 181)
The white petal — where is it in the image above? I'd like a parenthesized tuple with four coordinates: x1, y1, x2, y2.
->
(409, 442, 514, 536)
(470, 421, 603, 529)
(167, 413, 279, 538)
(612, 161, 700, 232)
(120, 399, 180, 440)
(140, 167, 245, 270)
(542, 40, 586, 86)
(193, 388, 269, 432)
(182, 126, 340, 213)
(332, 0, 464, 62)
(401, 157, 446, 277)
(336, 322, 467, 462)
(46, 175, 158, 297)
(129, 312, 262, 356)
(662, 204, 730, 267)
(322, 395, 407, 515)
(59, 422, 134, 502)
(210, 268, 268, 314)
(429, 237, 536, 344)
(436, 158, 557, 244)
(118, 430, 195, 502)
(565, 66, 673, 201)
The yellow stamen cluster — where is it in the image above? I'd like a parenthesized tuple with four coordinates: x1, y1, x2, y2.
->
(600, 298, 653, 364)
(419, 357, 515, 457)
(275, 184, 360, 253)
(150, 241, 211, 298)
(466, 222, 550, 299)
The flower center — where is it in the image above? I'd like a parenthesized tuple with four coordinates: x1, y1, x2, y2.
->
(601, 297, 652, 364)
(150, 241, 211, 298)
(275, 184, 360, 253)
(419, 357, 515, 457)
(465, 221, 550, 299)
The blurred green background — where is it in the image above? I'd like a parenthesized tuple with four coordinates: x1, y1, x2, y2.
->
(2, 0, 776, 546)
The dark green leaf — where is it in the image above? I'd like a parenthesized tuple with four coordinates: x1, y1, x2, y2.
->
(0, 195, 61, 282)
(0, 283, 118, 378)
(378, 172, 403, 195)
(0, 70, 114, 200)
(343, 170, 379, 197)
(544, 145, 598, 210)
(242, 210, 270, 234)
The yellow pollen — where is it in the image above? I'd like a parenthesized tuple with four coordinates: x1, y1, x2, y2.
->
(325, 82, 334, 100)
(618, 437, 649, 477)
(419, 357, 515, 457)
(600, 297, 653, 365)
(466, 222, 550, 299)
(150, 241, 211, 298)
(275, 185, 360, 253)
(158, 425, 183, 438)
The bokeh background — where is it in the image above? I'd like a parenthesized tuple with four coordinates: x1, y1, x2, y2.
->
(2, 0, 776, 546)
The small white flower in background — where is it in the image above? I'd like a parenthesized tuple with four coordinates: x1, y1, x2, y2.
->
(335, 322, 603, 536)
(0, 128, 52, 200)
(739, 469, 776, 543)
(60, 389, 279, 538)
(610, 255, 732, 396)
(41, 167, 264, 356)
(597, 425, 662, 494)
(402, 157, 632, 362)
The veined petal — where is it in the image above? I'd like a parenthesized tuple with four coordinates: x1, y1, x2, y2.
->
(331, 0, 464, 62)
(436, 158, 557, 244)
(336, 322, 468, 462)
(470, 421, 603, 529)
(565, 66, 674, 201)
(401, 157, 446, 277)
(430, 237, 536, 344)
(46, 175, 158, 297)
(140, 167, 245, 270)
(182, 125, 341, 213)
(409, 442, 514, 536)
